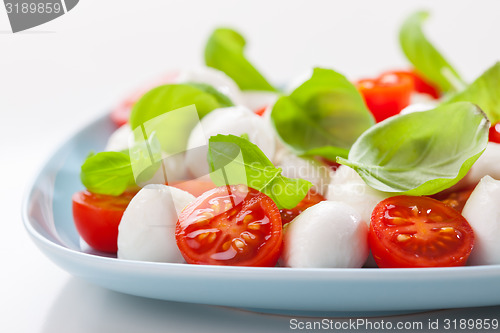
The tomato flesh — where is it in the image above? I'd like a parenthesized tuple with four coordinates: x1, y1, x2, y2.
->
(489, 122, 500, 144)
(279, 189, 325, 225)
(369, 196, 474, 268)
(384, 70, 441, 99)
(175, 185, 282, 266)
(431, 186, 476, 213)
(357, 72, 414, 122)
(72, 190, 135, 253)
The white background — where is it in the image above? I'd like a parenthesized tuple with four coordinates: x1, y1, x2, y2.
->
(1, 1, 500, 332)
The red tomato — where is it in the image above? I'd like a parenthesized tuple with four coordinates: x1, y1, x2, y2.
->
(254, 106, 268, 116)
(72, 191, 136, 253)
(489, 122, 500, 144)
(369, 196, 474, 268)
(384, 70, 441, 99)
(357, 72, 414, 122)
(169, 179, 216, 197)
(431, 186, 476, 213)
(110, 72, 180, 127)
(175, 185, 282, 266)
(279, 189, 326, 225)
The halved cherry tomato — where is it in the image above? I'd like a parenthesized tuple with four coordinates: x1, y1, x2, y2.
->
(369, 196, 474, 268)
(279, 189, 325, 225)
(175, 185, 282, 266)
(384, 70, 441, 99)
(72, 190, 136, 253)
(489, 122, 500, 144)
(357, 72, 414, 122)
(431, 186, 476, 213)
(169, 179, 216, 197)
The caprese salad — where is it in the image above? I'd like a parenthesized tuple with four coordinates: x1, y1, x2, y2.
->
(72, 11, 500, 269)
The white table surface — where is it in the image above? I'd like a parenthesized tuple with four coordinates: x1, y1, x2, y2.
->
(2, 1, 500, 332)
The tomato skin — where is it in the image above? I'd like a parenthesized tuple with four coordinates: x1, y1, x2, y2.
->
(175, 185, 282, 266)
(369, 196, 474, 268)
(72, 191, 135, 253)
(489, 122, 500, 144)
(169, 179, 216, 197)
(357, 73, 414, 122)
(254, 106, 268, 116)
(279, 189, 326, 225)
(384, 70, 441, 99)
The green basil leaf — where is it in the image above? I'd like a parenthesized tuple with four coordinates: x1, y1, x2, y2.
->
(399, 10, 465, 93)
(337, 102, 489, 195)
(446, 62, 500, 122)
(80, 151, 136, 196)
(208, 134, 312, 209)
(204, 28, 277, 92)
(184, 82, 234, 108)
(129, 84, 230, 153)
(271, 67, 374, 160)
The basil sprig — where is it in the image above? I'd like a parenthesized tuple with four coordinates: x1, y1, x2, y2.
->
(271, 68, 374, 161)
(208, 134, 312, 209)
(337, 102, 489, 195)
(205, 28, 277, 92)
(80, 151, 136, 196)
(399, 11, 465, 94)
(446, 62, 500, 123)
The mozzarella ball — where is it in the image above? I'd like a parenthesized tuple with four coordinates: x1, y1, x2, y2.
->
(281, 201, 368, 268)
(274, 149, 333, 196)
(175, 67, 243, 105)
(325, 165, 390, 225)
(239, 91, 279, 111)
(462, 176, 500, 265)
(105, 124, 132, 152)
(117, 184, 195, 263)
(185, 106, 276, 178)
(463, 142, 500, 185)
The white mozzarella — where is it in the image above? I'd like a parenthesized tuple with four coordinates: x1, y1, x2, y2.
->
(281, 201, 368, 268)
(274, 149, 333, 196)
(117, 184, 195, 263)
(175, 67, 244, 105)
(325, 165, 390, 225)
(185, 106, 276, 178)
(462, 142, 500, 186)
(461, 176, 500, 265)
(105, 123, 132, 152)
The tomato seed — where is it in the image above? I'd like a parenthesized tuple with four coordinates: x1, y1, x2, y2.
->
(397, 234, 411, 242)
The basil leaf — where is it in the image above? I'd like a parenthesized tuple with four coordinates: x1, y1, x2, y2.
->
(271, 68, 374, 160)
(208, 134, 312, 209)
(399, 11, 465, 93)
(337, 102, 489, 195)
(205, 28, 277, 92)
(129, 84, 231, 153)
(184, 82, 234, 108)
(446, 62, 500, 122)
(80, 151, 136, 196)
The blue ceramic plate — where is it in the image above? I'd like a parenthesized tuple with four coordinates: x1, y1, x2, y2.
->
(22, 114, 500, 316)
